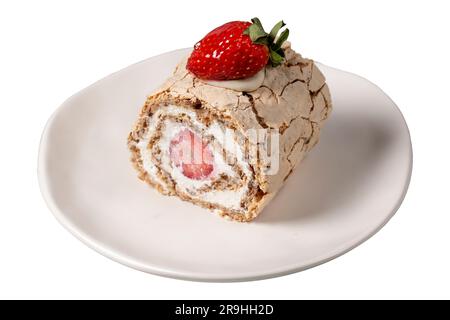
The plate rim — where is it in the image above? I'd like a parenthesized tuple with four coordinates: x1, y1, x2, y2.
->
(37, 49, 413, 282)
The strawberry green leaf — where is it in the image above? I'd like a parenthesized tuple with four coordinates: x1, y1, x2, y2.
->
(250, 17, 266, 33)
(273, 28, 289, 51)
(269, 49, 284, 66)
(269, 20, 286, 42)
(253, 36, 269, 46)
(244, 23, 268, 43)
(276, 47, 285, 58)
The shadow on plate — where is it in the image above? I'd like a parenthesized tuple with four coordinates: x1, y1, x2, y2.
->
(257, 111, 395, 224)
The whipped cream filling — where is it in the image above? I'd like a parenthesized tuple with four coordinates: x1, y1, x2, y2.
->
(158, 120, 236, 189)
(201, 68, 265, 92)
(137, 105, 253, 210)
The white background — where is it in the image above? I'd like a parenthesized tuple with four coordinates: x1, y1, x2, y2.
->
(0, 0, 449, 299)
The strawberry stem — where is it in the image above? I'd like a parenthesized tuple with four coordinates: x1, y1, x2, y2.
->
(243, 18, 289, 67)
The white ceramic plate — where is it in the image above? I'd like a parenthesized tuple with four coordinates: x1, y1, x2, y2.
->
(38, 49, 412, 282)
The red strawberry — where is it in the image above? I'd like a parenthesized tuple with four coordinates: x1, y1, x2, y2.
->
(187, 18, 289, 81)
(169, 129, 214, 180)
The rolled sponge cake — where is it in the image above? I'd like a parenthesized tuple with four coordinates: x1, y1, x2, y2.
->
(128, 43, 332, 222)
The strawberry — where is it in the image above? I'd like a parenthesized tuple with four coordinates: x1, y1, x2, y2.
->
(169, 129, 214, 180)
(187, 18, 289, 80)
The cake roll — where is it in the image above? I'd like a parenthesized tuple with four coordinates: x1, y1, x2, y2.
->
(128, 40, 331, 222)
